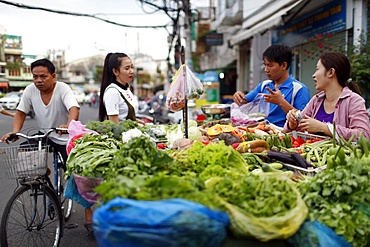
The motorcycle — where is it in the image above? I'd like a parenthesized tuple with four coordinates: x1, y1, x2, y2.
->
(137, 101, 174, 124)
(136, 92, 176, 124)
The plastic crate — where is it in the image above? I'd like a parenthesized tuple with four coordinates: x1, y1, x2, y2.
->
(288, 131, 330, 142)
(282, 163, 327, 177)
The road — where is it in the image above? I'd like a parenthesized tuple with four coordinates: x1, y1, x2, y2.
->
(0, 105, 99, 246)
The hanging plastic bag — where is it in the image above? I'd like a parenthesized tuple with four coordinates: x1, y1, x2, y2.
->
(239, 93, 270, 118)
(182, 65, 204, 99)
(66, 120, 98, 154)
(93, 197, 229, 247)
(166, 65, 203, 112)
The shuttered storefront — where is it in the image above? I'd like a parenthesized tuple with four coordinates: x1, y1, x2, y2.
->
(295, 31, 348, 97)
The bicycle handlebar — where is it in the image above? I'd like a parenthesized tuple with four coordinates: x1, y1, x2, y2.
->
(7, 128, 69, 142)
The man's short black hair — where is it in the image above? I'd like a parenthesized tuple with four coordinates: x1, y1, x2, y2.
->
(262, 45, 292, 69)
(31, 58, 56, 74)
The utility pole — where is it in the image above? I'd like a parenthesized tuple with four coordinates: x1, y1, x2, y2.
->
(183, 0, 192, 66)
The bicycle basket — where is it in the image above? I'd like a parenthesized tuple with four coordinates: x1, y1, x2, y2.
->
(0, 144, 49, 179)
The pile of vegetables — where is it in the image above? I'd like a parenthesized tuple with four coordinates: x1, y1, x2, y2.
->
(85, 119, 144, 140)
(66, 134, 121, 178)
(299, 136, 370, 246)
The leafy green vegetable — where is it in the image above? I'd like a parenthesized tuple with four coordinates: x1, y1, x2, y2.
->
(300, 147, 370, 247)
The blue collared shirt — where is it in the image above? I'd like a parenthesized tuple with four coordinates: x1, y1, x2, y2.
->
(245, 76, 310, 127)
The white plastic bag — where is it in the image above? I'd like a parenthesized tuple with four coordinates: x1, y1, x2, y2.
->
(16, 149, 47, 177)
(240, 93, 270, 118)
(166, 65, 204, 112)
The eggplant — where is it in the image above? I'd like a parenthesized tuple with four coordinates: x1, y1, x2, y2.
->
(265, 150, 313, 169)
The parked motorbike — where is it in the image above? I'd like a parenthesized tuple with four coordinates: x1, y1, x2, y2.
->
(137, 101, 174, 124)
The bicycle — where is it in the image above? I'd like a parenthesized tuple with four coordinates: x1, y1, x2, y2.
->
(0, 128, 73, 247)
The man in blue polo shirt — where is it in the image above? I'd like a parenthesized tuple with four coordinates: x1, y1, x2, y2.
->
(233, 44, 310, 127)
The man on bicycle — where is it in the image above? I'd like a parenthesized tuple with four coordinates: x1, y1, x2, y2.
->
(1, 58, 79, 165)
(1, 58, 97, 234)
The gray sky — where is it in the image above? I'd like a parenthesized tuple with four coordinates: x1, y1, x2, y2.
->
(0, 0, 209, 62)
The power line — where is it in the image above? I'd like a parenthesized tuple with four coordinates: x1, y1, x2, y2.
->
(0, 0, 170, 29)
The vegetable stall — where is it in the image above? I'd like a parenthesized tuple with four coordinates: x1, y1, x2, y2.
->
(65, 119, 370, 247)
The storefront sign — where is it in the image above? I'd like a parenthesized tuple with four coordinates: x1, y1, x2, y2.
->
(9, 81, 32, 87)
(205, 33, 223, 46)
(272, 0, 346, 46)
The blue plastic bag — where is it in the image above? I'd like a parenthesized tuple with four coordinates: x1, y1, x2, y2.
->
(288, 220, 351, 247)
(93, 197, 229, 247)
(64, 173, 94, 209)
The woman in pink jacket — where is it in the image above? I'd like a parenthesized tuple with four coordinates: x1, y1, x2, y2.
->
(285, 52, 370, 140)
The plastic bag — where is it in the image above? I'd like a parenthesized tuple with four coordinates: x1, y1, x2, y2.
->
(93, 197, 229, 247)
(230, 103, 258, 126)
(166, 64, 203, 111)
(66, 120, 98, 154)
(73, 173, 103, 204)
(287, 220, 351, 247)
(218, 174, 308, 241)
(240, 93, 270, 118)
(64, 173, 94, 209)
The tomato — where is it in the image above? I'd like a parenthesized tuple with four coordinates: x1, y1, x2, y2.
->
(156, 143, 167, 149)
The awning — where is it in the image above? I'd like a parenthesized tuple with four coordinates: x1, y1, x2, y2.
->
(232, 0, 304, 44)
(0, 82, 8, 88)
(9, 81, 32, 87)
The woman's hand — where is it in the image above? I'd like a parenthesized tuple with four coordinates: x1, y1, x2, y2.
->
(286, 109, 300, 130)
(298, 117, 326, 133)
(233, 91, 247, 106)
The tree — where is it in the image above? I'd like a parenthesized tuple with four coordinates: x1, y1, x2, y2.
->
(349, 32, 370, 107)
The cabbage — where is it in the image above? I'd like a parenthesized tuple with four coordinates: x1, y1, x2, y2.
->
(188, 126, 201, 141)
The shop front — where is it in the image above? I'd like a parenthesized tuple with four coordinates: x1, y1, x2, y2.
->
(272, 0, 349, 95)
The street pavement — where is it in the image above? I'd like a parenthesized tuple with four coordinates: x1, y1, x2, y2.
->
(0, 104, 99, 246)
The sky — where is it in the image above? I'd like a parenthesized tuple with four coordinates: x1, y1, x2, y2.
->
(0, 0, 210, 63)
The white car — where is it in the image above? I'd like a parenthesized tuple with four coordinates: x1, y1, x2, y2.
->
(72, 89, 85, 104)
(0, 92, 21, 110)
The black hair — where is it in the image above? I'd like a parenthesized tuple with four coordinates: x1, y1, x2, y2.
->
(31, 58, 56, 74)
(262, 45, 292, 70)
(320, 52, 362, 96)
(98, 52, 129, 121)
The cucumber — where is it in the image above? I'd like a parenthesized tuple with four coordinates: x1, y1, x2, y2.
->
(269, 162, 283, 170)
(261, 163, 274, 172)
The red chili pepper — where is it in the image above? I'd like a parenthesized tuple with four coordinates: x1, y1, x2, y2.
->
(296, 138, 305, 145)
(231, 142, 240, 149)
(67, 133, 85, 154)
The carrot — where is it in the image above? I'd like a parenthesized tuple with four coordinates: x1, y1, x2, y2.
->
(248, 128, 256, 133)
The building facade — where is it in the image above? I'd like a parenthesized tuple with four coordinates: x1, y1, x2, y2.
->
(198, 0, 368, 98)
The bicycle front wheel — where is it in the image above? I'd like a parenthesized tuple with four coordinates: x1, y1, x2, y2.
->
(57, 166, 73, 222)
(0, 184, 63, 247)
